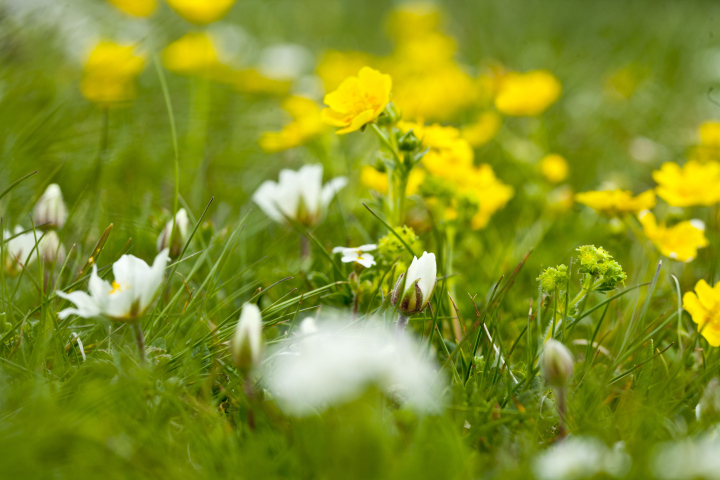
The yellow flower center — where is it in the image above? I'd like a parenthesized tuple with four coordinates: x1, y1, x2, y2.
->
(109, 281, 129, 295)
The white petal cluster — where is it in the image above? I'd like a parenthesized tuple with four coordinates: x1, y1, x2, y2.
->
(651, 430, 720, 480)
(391, 251, 437, 316)
(332, 244, 376, 268)
(253, 164, 347, 226)
(231, 303, 263, 372)
(57, 249, 170, 321)
(156, 208, 190, 256)
(533, 436, 631, 480)
(3, 226, 38, 274)
(263, 320, 446, 416)
(34, 183, 68, 229)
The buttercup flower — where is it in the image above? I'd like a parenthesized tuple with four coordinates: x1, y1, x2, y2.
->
(231, 303, 263, 373)
(252, 164, 347, 226)
(576, 189, 655, 216)
(332, 244, 377, 269)
(494, 70, 562, 116)
(81, 41, 145, 106)
(259, 96, 326, 152)
(162, 32, 220, 76)
(540, 154, 569, 184)
(107, 0, 157, 17)
(639, 210, 708, 262)
(699, 121, 720, 147)
(683, 280, 720, 346)
(321, 67, 392, 134)
(316, 50, 377, 93)
(391, 251, 437, 317)
(157, 208, 190, 257)
(165, 0, 236, 24)
(34, 184, 68, 230)
(3, 226, 38, 275)
(461, 111, 501, 147)
(359, 165, 424, 195)
(57, 249, 169, 321)
(653, 160, 720, 207)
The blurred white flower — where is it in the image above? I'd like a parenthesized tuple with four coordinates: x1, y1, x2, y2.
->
(3, 226, 38, 274)
(57, 249, 169, 321)
(34, 183, 67, 229)
(391, 251, 437, 316)
(231, 303, 263, 373)
(541, 339, 574, 387)
(38, 230, 66, 265)
(258, 44, 313, 81)
(332, 244, 376, 268)
(252, 164, 347, 226)
(263, 320, 445, 416)
(156, 208, 190, 257)
(652, 432, 720, 480)
(533, 436, 631, 480)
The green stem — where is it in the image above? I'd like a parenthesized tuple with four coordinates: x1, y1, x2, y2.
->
(132, 322, 146, 363)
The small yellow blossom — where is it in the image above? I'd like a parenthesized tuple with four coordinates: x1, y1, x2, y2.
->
(317, 51, 376, 93)
(539, 154, 569, 183)
(321, 67, 392, 135)
(162, 32, 220, 76)
(684, 279, 720, 346)
(576, 189, 655, 216)
(259, 96, 326, 152)
(467, 165, 514, 229)
(386, 3, 441, 41)
(359, 166, 424, 196)
(107, 0, 157, 16)
(494, 70, 561, 117)
(165, 0, 235, 24)
(653, 160, 720, 207)
(399, 121, 474, 179)
(461, 111, 501, 147)
(638, 210, 708, 262)
(699, 121, 720, 147)
(80, 41, 145, 106)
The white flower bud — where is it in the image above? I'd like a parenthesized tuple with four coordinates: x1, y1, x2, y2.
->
(541, 339, 574, 387)
(39, 231, 66, 265)
(156, 209, 190, 257)
(34, 184, 67, 229)
(231, 304, 263, 373)
(391, 252, 437, 316)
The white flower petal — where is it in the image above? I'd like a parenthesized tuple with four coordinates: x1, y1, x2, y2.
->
(56, 290, 101, 319)
(320, 176, 348, 210)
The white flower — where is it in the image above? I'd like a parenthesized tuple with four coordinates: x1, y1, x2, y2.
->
(252, 164, 347, 226)
(651, 432, 720, 480)
(541, 339, 574, 387)
(391, 251, 437, 316)
(56, 249, 170, 321)
(533, 436, 631, 480)
(34, 183, 68, 229)
(332, 244, 376, 268)
(3, 226, 38, 274)
(156, 208, 190, 257)
(231, 303, 263, 372)
(263, 320, 446, 416)
(39, 230, 66, 265)
(258, 43, 313, 81)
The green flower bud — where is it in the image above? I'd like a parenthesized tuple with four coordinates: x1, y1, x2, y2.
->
(537, 264, 568, 293)
(541, 339, 574, 387)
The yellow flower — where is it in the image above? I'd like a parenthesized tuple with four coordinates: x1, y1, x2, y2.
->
(494, 70, 561, 117)
(359, 166, 424, 196)
(317, 51, 376, 93)
(162, 32, 220, 76)
(321, 67, 392, 135)
(259, 96, 326, 152)
(638, 210, 708, 262)
(461, 111, 501, 147)
(684, 279, 720, 346)
(699, 121, 720, 147)
(165, 0, 235, 24)
(107, 0, 157, 16)
(653, 160, 720, 207)
(399, 121, 474, 179)
(539, 154, 569, 183)
(386, 3, 441, 41)
(80, 41, 145, 106)
(576, 189, 655, 216)
(466, 165, 514, 229)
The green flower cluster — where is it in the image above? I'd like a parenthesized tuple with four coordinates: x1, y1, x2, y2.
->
(575, 245, 627, 293)
(537, 264, 569, 293)
(377, 225, 421, 262)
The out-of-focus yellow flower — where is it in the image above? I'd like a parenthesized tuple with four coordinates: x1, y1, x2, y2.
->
(467, 165, 514, 230)
(162, 32, 220, 76)
(231, 69, 292, 96)
(699, 121, 720, 147)
(494, 70, 561, 117)
(539, 154, 569, 183)
(317, 51, 376, 93)
(547, 186, 574, 213)
(165, 0, 235, 24)
(638, 210, 708, 262)
(321, 67, 392, 135)
(359, 166, 424, 196)
(387, 3, 441, 41)
(400, 121, 474, 178)
(259, 96, 326, 152)
(107, 0, 157, 16)
(576, 189, 655, 216)
(653, 160, 720, 207)
(684, 279, 720, 346)
(461, 111, 501, 147)
(80, 41, 145, 106)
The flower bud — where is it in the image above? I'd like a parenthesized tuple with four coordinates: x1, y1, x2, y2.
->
(390, 251, 437, 316)
(156, 209, 190, 257)
(231, 304, 263, 374)
(39, 231, 66, 265)
(541, 339, 574, 387)
(33, 184, 67, 230)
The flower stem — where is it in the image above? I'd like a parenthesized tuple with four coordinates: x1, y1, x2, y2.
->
(132, 322, 146, 363)
(556, 385, 568, 439)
